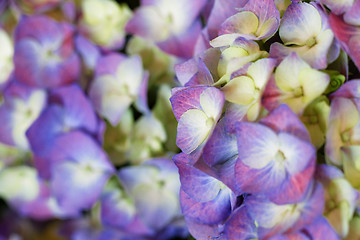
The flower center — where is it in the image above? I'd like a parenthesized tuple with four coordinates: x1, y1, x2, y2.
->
(341, 130, 351, 143)
(274, 151, 286, 163)
(305, 37, 316, 48)
(293, 87, 303, 97)
(206, 117, 215, 128)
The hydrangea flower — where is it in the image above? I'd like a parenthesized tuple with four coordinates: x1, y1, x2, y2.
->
(126, 0, 206, 59)
(27, 84, 100, 178)
(245, 181, 324, 238)
(14, 15, 80, 88)
(79, 0, 132, 50)
(89, 54, 149, 126)
(0, 81, 47, 150)
(218, 0, 280, 42)
(263, 52, 329, 115)
(270, 2, 335, 69)
(47, 131, 114, 212)
(234, 105, 316, 204)
(170, 86, 224, 160)
(222, 58, 276, 122)
(115, 158, 185, 238)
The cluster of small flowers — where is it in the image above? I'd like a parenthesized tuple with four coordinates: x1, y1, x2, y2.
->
(167, 0, 360, 239)
(0, 0, 190, 239)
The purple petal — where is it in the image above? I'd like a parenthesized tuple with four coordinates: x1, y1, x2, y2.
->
(246, 182, 324, 239)
(223, 206, 258, 240)
(235, 158, 286, 194)
(180, 188, 232, 225)
(157, 20, 202, 59)
(125, 6, 169, 41)
(236, 122, 279, 169)
(170, 86, 205, 121)
(206, 0, 249, 39)
(220, 0, 280, 40)
(224, 103, 249, 132)
(315, 164, 344, 184)
(132, 184, 179, 230)
(0, 83, 47, 149)
(304, 216, 340, 240)
(246, 195, 300, 238)
(287, 181, 325, 233)
(265, 133, 316, 204)
(170, 86, 224, 122)
(267, 159, 315, 204)
(243, 0, 280, 30)
(94, 53, 126, 77)
(269, 29, 334, 70)
(27, 106, 66, 178)
(122, 215, 154, 236)
(176, 109, 213, 154)
(51, 161, 111, 211)
(14, 17, 80, 88)
(74, 35, 100, 70)
(212, 156, 238, 194)
(174, 58, 199, 86)
(344, 0, 360, 26)
(15, 16, 62, 45)
(176, 161, 224, 202)
(172, 152, 193, 165)
(279, 133, 315, 175)
(14, 39, 42, 87)
(49, 84, 98, 134)
(185, 59, 214, 87)
(262, 75, 284, 112)
(234, 122, 288, 193)
(279, 3, 322, 46)
(193, 27, 212, 55)
(318, 0, 353, 15)
(49, 131, 114, 210)
(17, 180, 79, 220)
(134, 71, 150, 114)
(184, 217, 224, 240)
(331, 79, 360, 99)
(219, 12, 259, 40)
(203, 117, 237, 167)
(329, 13, 360, 71)
(50, 131, 114, 172)
(0, 107, 15, 146)
(260, 104, 311, 143)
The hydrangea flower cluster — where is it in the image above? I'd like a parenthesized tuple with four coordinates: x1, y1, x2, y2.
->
(169, 0, 360, 239)
(1, 0, 360, 239)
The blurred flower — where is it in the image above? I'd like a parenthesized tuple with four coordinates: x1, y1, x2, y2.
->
(14, 15, 80, 88)
(0, 28, 13, 87)
(126, 0, 206, 59)
(89, 54, 149, 126)
(0, 81, 47, 150)
(79, 0, 132, 50)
